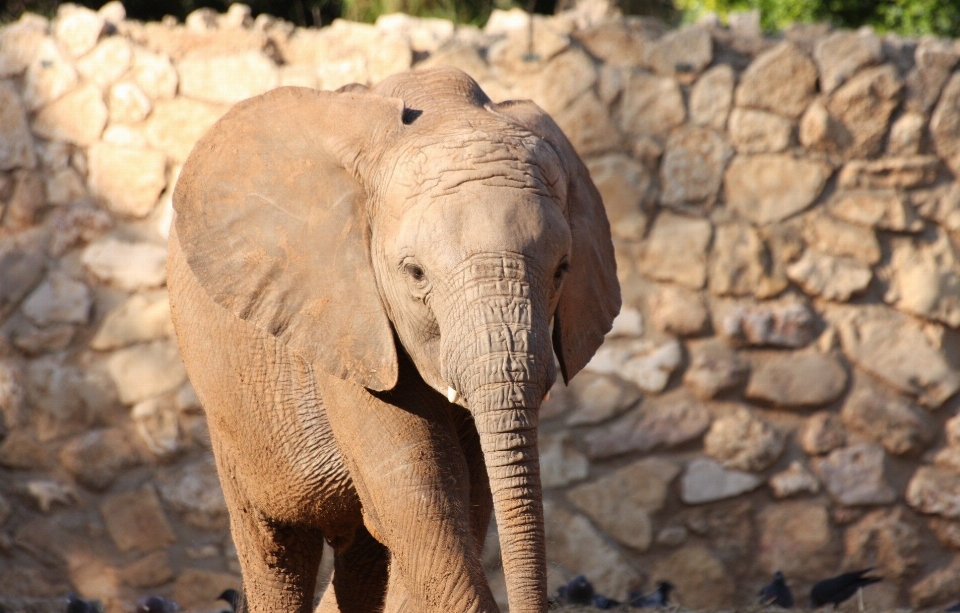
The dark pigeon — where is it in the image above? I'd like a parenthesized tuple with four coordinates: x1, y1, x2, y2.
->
(135, 596, 180, 613)
(218, 589, 240, 612)
(65, 594, 99, 613)
(810, 568, 882, 608)
(556, 575, 594, 606)
(759, 571, 794, 608)
(593, 594, 621, 609)
(629, 581, 675, 608)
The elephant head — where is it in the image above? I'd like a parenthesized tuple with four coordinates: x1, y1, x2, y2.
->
(173, 66, 620, 613)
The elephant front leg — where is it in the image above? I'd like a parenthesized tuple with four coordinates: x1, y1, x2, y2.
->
(320, 373, 498, 613)
(316, 525, 389, 613)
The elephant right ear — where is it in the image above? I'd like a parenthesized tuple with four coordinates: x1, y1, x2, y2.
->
(174, 86, 403, 391)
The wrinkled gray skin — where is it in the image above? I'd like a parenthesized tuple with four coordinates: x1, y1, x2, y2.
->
(168, 67, 620, 613)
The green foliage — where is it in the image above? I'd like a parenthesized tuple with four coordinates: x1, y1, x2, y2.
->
(675, 0, 960, 37)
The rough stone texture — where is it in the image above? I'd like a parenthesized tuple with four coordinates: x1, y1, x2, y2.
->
(619, 71, 686, 137)
(172, 568, 240, 612)
(567, 458, 679, 551)
(725, 155, 831, 225)
(585, 154, 654, 242)
(177, 50, 279, 104)
(708, 222, 787, 298)
(76, 37, 132, 88)
(635, 212, 712, 289)
(659, 126, 733, 208)
(584, 391, 711, 459)
(689, 64, 734, 130)
(816, 443, 896, 506)
(100, 486, 176, 552)
(132, 47, 178, 100)
(735, 42, 818, 118)
(703, 406, 784, 471)
(812, 28, 879, 88)
(585, 338, 682, 393)
(803, 211, 881, 264)
(91, 290, 173, 350)
(564, 373, 642, 426)
(105, 341, 187, 405)
(728, 108, 792, 153)
(786, 248, 873, 301)
(22, 38, 79, 111)
(758, 501, 836, 580)
(769, 461, 820, 498)
(53, 6, 104, 58)
(652, 545, 735, 608)
(144, 98, 226, 162)
(58, 428, 139, 491)
(0, 81, 37, 171)
(827, 189, 921, 232)
(931, 73, 960, 177)
(681, 458, 763, 504)
(841, 375, 935, 456)
(31, 84, 108, 147)
(831, 305, 960, 408)
(684, 339, 749, 399)
(844, 507, 919, 580)
(907, 466, 960, 519)
(156, 458, 228, 530)
(647, 284, 708, 336)
(87, 143, 166, 218)
(885, 231, 960, 327)
(540, 432, 589, 488)
(81, 237, 168, 291)
(715, 299, 815, 348)
(131, 396, 181, 458)
(826, 64, 904, 159)
(645, 26, 712, 77)
(21, 271, 91, 327)
(745, 351, 847, 407)
(838, 155, 940, 189)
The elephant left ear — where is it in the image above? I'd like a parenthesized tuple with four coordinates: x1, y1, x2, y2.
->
(488, 99, 621, 384)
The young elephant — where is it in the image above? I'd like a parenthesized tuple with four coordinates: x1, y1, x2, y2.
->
(168, 66, 620, 613)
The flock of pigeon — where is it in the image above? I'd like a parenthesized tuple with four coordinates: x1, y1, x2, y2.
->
(553, 567, 946, 610)
(56, 571, 960, 612)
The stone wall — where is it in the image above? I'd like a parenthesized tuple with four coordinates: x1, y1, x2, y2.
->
(2, 2, 960, 610)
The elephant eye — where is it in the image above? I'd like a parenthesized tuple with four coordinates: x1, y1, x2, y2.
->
(554, 260, 571, 281)
(405, 263, 426, 283)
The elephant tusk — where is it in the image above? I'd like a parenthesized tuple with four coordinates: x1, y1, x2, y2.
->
(543, 391, 551, 402)
(447, 387, 459, 404)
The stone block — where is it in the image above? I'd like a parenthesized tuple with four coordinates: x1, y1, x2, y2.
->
(815, 443, 896, 506)
(648, 284, 708, 336)
(91, 290, 173, 350)
(704, 406, 784, 472)
(22, 38, 79, 111)
(653, 545, 735, 608)
(118, 551, 173, 589)
(178, 50, 279, 104)
(769, 461, 820, 498)
(644, 26, 712, 78)
(157, 457, 228, 530)
(813, 29, 882, 94)
(838, 156, 940, 190)
(636, 212, 711, 289)
(786, 249, 872, 301)
(21, 271, 91, 327)
(619, 71, 686, 137)
(690, 64, 734, 130)
(0, 81, 36, 171)
(585, 337, 682, 393)
(729, 108, 792, 153)
(659, 126, 733, 208)
(585, 154, 655, 242)
(133, 47, 179, 100)
(758, 501, 837, 580)
(745, 350, 847, 408)
(32, 83, 107, 146)
(708, 221, 787, 298)
(87, 143, 166, 218)
(145, 97, 226, 162)
(735, 42, 817, 118)
(826, 64, 903, 159)
(58, 427, 139, 491)
(81, 237, 167, 291)
(106, 340, 186, 405)
(841, 374, 935, 456)
(885, 231, 960, 328)
(553, 91, 621, 157)
(681, 457, 762, 504)
(101, 485, 175, 552)
(907, 466, 960, 519)
(844, 507, 919, 580)
(53, 5, 104, 57)
(724, 154, 831, 225)
(683, 339, 748, 399)
(564, 372, 641, 427)
(76, 37, 132, 88)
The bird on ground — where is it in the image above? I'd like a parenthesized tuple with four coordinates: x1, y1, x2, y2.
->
(135, 596, 180, 613)
(629, 581, 675, 608)
(592, 594, 621, 609)
(218, 589, 240, 612)
(809, 568, 882, 608)
(759, 571, 794, 608)
(65, 594, 100, 613)
(556, 575, 594, 606)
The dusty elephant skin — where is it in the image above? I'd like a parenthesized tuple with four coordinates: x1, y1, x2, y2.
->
(167, 66, 620, 613)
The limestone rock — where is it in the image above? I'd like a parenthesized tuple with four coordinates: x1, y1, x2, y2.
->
(888, 111, 926, 156)
(648, 284, 708, 336)
(543, 501, 643, 598)
(844, 507, 919, 580)
(644, 26, 712, 78)
(157, 457, 229, 530)
(375, 14, 454, 55)
(838, 156, 940, 190)
(929, 517, 960, 549)
(108, 81, 152, 124)
(913, 183, 960, 234)
(746, 351, 847, 408)
(47, 202, 112, 257)
(585, 154, 655, 242)
(906, 38, 959, 113)
(53, 5, 104, 57)
(58, 428, 139, 491)
(565, 373, 642, 426)
(516, 49, 598, 117)
(585, 337, 682, 393)
(0, 81, 36, 171)
(573, 22, 649, 69)
(3, 169, 45, 231)
(91, 290, 173, 350)
(567, 458, 680, 551)
(786, 249, 872, 301)
(118, 551, 173, 589)
(635, 212, 712, 289)
(0, 431, 48, 469)
(172, 569, 241, 613)
(145, 98, 226, 162)
(826, 64, 903, 159)
(178, 50, 279, 104)
(659, 126, 733, 208)
(21, 271, 91, 327)
(607, 306, 644, 338)
(81, 237, 167, 291)
(0, 229, 47, 321)
(76, 37, 132, 88)
(584, 391, 711, 459)
(24, 479, 76, 513)
(708, 222, 787, 298)
(704, 406, 784, 472)
(87, 144, 166, 218)
(758, 501, 837, 579)
(31, 83, 107, 146)
(813, 29, 882, 94)
(22, 38, 79, 110)
(652, 545, 735, 608)
(12, 322, 75, 355)
(885, 231, 960, 328)
(909, 558, 960, 608)
(716, 299, 815, 348)
(735, 42, 818, 118)
(827, 189, 922, 232)
(689, 64, 734, 130)
(907, 466, 960, 519)
(133, 47, 178, 100)
(769, 461, 820, 498)
(131, 396, 181, 458)
(683, 339, 748, 399)
(729, 108, 792, 153)
(553, 91, 621, 157)
(0, 19, 47, 78)
(45, 167, 87, 205)
(106, 341, 187, 405)
(486, 16, 569, 69)
(619, 71, 686, 137)
(798, 99, 852, 154)
(540, 432, 588, 488)
(831, 305, 960, 408)
(725, 154, 831, 225)
(680, 458, 763, 504)
(100, 485, 175, 552)
(816, 443, 895, 506)
(803, 211, 881, 264)
(931, 73, 960, 177)
(841, 375, 934, 456)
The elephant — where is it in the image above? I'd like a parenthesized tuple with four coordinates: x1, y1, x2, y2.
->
(167, 66, 620, 613)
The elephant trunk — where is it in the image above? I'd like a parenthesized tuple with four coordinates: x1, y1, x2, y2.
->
(442, 255, 551, 613)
